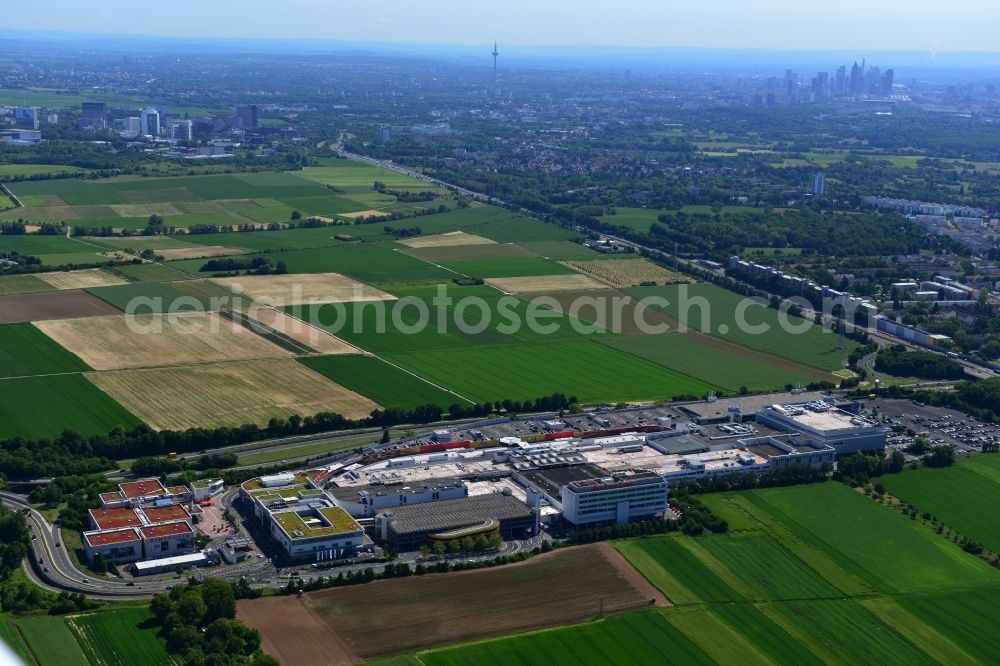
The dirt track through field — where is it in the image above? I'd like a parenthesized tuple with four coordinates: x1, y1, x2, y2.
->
(238, 543, 666, 665)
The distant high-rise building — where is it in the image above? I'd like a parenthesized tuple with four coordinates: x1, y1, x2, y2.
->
(835, 66, 846, 93)
(235, 104, 260, 130)
(80, 101, 107, 130)
(14, 107, 39, 130)
(124, 117, 141, 137)
(881, 69, 895, 96)
(171, 119, 193, 141)
(849, 61, 863, 94)
(376, 127, 391, 144)
(141, 107, 160, 136)
(812, 172, 826, 196)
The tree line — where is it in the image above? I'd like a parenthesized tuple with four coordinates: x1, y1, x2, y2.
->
(0, 393, 576, 480)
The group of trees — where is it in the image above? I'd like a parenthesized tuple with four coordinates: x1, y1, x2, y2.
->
(149, 578, 275, 666)
(677, 462, 833, 495)
(875, 345, 965, 380)
(201, 256, 288, 275)
(0, 392, 577, 480)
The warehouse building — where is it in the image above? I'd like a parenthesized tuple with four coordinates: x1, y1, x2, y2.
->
(375, 493, 538, 551)
(756, 401, 885, 453)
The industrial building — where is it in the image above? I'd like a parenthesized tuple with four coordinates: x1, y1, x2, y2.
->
(756, 401, 885, 453)
(241, 473, 368, 563)
(328, 478, 468, 518)
(316, 397, 842, 532)
(374, 493, 538, 551)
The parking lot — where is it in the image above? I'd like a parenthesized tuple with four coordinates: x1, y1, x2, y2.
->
(870, 398, 1000, 455)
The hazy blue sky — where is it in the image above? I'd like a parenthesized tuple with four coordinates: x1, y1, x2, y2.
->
(6, 0, 998, 52)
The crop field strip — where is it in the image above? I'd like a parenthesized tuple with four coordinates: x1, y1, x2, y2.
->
(0, 372, 142, 439)
(212, 272, 396, 306)
(35, 312, 293, 371)
(0, 290, 121, 324)
(298, 354, 469, 409)
(0, 322, 91, 378)
(87, 357, 379, 430)
(561, 257, 691, 289)
(624, 282, 857, 372)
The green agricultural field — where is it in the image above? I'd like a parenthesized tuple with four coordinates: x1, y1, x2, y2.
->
(880, 455, 1000, 554)
(473, 215, 576, 243)
(414, 611, 714, 666)
(0, 164, 89, 178)
(747, 483, 1000, 594)
(108, 263, 195, 283)
(0, 323, 90, 378)
(67, 607, 173, 666)
(298, 293, 602, 356)
(624, 283, 855, 371)
(599, 208, 665, 233)
(0, 374, 141, 439)
(598, 333, 830, 392)
(9, 614, 89, 666)
(897, 589, 1000, 664)
(441, 257, 576, 279)
(302, 159, 430, 190)
(0, 235, 111, 268)
(298, 355, 465, 408)
(86, 280, 237, 313)
(181, 226, 349, 251)
(0, 274, 53, 296)
(87, 236, 203, 251)
(514, 240, 603, 260)
(614, 536, 742, 604)
(385, 339, 713, 404)
(0, 612, 29, 664)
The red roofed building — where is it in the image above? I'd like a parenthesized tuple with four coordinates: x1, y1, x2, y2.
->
(119, 479, 167, 500)
(83, 528, 142, 564)
(141, 504, 191, 527)
(140, 521, 195, 558)
(89, 508, 143, 531)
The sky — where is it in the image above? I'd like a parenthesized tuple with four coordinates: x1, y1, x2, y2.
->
(4, 0, 999, 53)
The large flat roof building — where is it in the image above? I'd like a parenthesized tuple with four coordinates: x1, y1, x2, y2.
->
(756, 401, 885, 454)
(375, 493, 538, 551)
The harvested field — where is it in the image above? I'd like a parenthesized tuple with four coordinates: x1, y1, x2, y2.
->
(402, 242, 536, 263)
(245, 308, 358, 354)
(88, 358, 378, 430)
(338, 209, 384, 219)
(213, 273, 395, 306)
(238, 543, 665, 665)
(486, 273, 604, 294)
(0, 290, 120, 324)
(562, 258, 691, 288)
(157, 245, 249, 260)
(35, 312, 291, 370)
(109, 202, 184, 217)
(398, 231, 495, 248)
(36, 268, 129, 290)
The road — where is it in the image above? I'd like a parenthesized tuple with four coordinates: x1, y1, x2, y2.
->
(2, 486, 549, 600)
